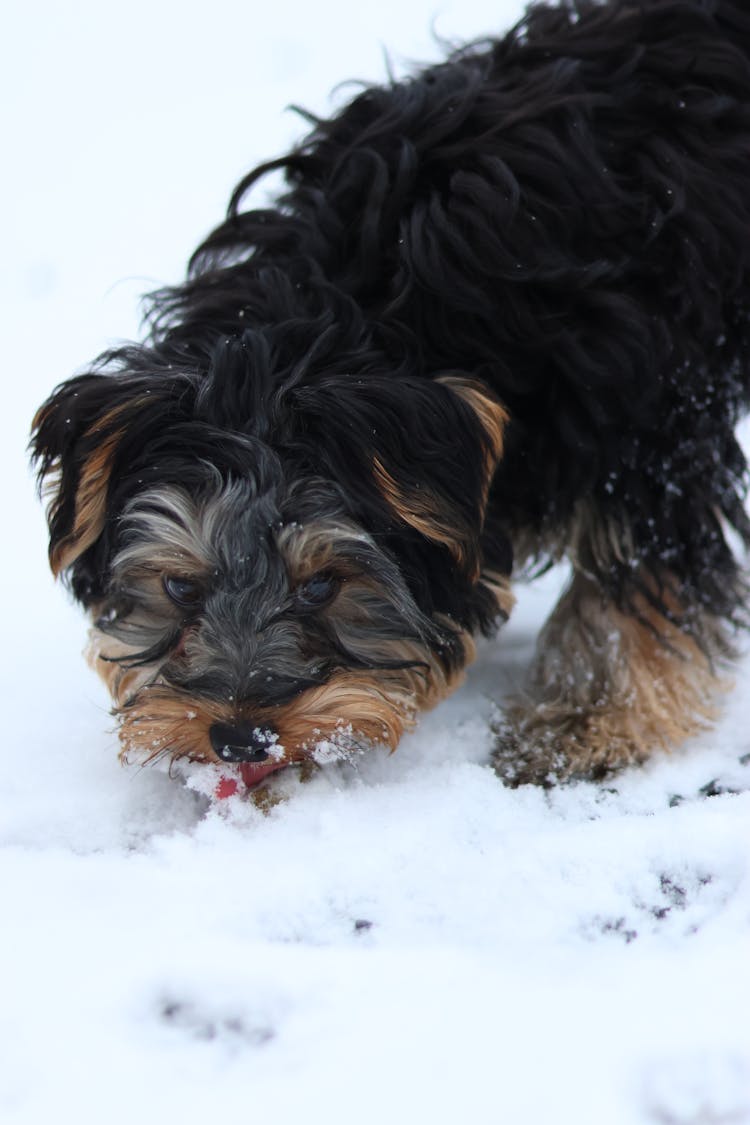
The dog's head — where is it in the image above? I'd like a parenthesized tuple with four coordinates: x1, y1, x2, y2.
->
(32, 296, 511, 787)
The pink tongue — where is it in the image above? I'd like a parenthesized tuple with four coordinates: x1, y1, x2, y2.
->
(239, 758, 287, 790)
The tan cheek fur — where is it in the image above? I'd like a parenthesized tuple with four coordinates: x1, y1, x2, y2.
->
(85, 627, 157, 709)
(112, 635, 472, 771)
(480, 569, 516, 621)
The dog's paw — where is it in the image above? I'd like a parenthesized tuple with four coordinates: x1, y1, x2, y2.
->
(490, 713, 569, 787)
(490, 707, 644, 788)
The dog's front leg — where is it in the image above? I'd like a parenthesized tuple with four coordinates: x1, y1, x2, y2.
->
(492, 570, 730, 786)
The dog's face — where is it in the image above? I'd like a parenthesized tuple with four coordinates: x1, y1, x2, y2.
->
(32, 328, 512, 787)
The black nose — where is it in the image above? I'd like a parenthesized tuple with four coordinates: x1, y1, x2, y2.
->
(209, 721, 277, 764)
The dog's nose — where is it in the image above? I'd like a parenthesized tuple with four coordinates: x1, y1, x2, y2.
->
(209, 721, 277, 764)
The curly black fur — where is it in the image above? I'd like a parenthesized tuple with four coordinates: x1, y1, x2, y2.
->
(31, 0, 750, 783)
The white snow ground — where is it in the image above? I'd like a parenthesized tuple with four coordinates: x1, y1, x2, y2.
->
(3, 1, 750, 1122)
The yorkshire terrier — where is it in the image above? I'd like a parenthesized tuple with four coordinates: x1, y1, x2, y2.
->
(32, 0, 750, 791)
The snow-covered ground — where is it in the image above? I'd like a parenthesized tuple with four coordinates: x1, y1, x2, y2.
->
(3, 1, 750, 1121)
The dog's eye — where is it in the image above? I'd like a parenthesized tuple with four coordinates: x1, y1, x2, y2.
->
(295, 573, 340, 610)
(163, 575, 203, 609)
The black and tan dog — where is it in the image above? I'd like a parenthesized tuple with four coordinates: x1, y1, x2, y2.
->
(32, 0, 750, 789)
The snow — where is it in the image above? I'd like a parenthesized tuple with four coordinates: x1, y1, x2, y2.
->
(3, 0, 750, 1122)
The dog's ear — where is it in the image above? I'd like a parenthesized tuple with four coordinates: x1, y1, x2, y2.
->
(293, 373, 508, 580)
(31, 372, 171, 588)
(371, 375, 507, 576)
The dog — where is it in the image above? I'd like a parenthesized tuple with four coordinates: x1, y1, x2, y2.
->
(32, 0, 750, 791)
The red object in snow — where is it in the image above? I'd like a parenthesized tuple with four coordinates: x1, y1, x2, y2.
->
(214, 776, 239, 800)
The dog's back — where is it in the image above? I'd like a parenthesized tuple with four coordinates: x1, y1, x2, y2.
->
(166, 0, 750, 595)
